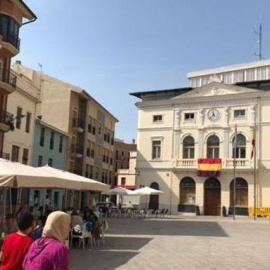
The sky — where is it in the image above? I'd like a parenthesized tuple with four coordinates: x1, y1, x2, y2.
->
(17, 0, 270, 143)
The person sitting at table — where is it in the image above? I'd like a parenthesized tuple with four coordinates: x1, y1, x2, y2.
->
(84, 209, 100, 243)
(3, 214, 17, 236)
(70, 210, 83, 228)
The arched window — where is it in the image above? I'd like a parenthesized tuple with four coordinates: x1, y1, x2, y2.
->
(150, 182, 159, 190)
(180, 177, 195, 205)
(207, 135, 219, 158)
(230, 178, 248, 206)
(183, 136, 195, 159)
(232, 134, 246, 159)
(204, 177, 221, 188)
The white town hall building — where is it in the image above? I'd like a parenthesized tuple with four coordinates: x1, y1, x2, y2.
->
(131, 60, 270, 216)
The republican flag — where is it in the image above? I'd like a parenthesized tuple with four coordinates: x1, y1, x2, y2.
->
(197, 158, 222, 177)
(251, 131, 255, 159)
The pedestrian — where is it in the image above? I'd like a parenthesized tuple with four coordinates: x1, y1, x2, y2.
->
(0, 213, 34, 270)
(30, 215, 47, 240)
(23, 211, 71, 270)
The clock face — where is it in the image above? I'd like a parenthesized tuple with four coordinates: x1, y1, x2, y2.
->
(208, 109, 220, 122)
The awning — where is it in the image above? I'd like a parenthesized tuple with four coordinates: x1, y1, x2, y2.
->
(0, 159, 109, 192)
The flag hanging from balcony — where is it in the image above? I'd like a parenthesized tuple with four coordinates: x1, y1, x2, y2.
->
(251, 131, 255, 159)
(197, 158, 222, 177)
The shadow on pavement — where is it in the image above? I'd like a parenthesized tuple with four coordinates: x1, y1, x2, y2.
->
(70, 236, 153, 270)
(107, 218, 228, 237)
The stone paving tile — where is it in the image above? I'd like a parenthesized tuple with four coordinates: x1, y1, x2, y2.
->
(70, 216, 270, 270)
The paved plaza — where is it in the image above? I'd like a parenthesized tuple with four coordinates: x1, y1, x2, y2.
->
(70, 216, 270, 270)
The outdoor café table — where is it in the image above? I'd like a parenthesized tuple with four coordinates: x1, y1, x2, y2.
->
(110, 209, 120, 218)
(132, 209, 144, 219)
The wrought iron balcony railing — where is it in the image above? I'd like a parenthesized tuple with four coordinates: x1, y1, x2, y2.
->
(0, 68, 17, 88)
(72, 118, 85, 128)
(0, 152, 10, 160)
(0, 110, 13, 125)
(71, 144, 83, 155)
(0, 29, 20, 50)
(72, 118, 85, 133)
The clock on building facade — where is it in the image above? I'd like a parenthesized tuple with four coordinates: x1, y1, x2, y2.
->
(207, 109, 220, 122)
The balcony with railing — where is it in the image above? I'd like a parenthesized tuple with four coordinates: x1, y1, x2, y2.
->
(0, 68, 17, 92)
(0, 152, 10, 160)
(71, 144, 84, 158)
(175, 159, 197, 168)
(225, 159, 251, 168)
(72, 118, 85, 133)
(0, 14, 21, 52)
(0, 110, 14, 132)
(175, 158, 252, 169)
(2, 32, 21, 51)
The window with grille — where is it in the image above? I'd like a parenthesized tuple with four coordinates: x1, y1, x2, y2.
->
(152, 140, 161, 159)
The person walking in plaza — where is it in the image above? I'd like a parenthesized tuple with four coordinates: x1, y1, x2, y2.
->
(0, 213, 34, 270)
(23, 211, 71, 270)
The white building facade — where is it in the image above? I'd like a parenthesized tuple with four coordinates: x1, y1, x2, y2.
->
(132, 81, 270, 215)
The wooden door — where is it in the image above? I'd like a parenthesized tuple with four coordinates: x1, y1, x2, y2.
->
(149, 195, 159, 210)
(204, 188, 221, 215)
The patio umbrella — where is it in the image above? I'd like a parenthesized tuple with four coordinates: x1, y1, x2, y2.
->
(36, 166, 109, 192)
(107, 187, 134, 206)
(0, 158, 67, 188)
(108, 187, 133, 195)
(130, 186, 163, 209)
(131, 186, 163, 196)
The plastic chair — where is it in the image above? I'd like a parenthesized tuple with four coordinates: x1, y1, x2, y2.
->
(70, 223, 93, 250)
(154, 209, 162, 218)
(163, 209, 169, 218)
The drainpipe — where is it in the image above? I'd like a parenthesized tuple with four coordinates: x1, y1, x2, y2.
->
(21, 17, 37, 27)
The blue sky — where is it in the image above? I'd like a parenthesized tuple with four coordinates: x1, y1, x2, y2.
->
(18, 0, 270, 142)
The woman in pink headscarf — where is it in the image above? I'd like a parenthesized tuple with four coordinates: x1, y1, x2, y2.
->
(23, 211, 71, 270)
